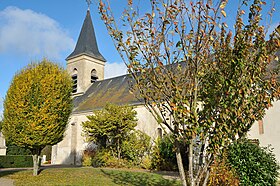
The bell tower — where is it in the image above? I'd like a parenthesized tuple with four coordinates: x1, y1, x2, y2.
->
(66, 8, 106, 95)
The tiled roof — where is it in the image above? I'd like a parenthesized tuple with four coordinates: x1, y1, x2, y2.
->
(73, 74, 142, 113)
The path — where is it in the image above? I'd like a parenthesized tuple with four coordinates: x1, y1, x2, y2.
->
(0, 178, 14, 186)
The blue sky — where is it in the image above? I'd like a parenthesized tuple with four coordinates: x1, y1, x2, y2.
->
(0, 0, 279, 116)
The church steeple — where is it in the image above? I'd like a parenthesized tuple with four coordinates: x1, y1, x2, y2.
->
(66, 10, 106, 62)
(66, 8, 106, 96)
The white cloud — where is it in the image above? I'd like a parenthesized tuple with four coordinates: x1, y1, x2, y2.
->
(104, 62, 127, 79)
(0, 6, 75, 59)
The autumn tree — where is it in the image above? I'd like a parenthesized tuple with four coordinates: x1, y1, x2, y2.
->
(82, 103, 137, 160)
(98, 0, 279, 185)
(2, 59, 72, 176)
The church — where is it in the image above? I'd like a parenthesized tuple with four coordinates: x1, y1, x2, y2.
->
(51, 8, 280, 165)
(50, 9, 161, 165)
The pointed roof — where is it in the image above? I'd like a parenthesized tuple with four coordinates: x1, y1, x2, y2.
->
(66, 10, 106, 62)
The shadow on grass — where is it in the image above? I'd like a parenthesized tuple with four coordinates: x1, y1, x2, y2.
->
(101, 169, 180, 186)
(0, 170, 25, 178)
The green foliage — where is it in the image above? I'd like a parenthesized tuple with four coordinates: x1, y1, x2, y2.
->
(2, 59, 72, 175)
(99, 0, 280, 184)
(83, 103, 138, 160)
(208, 158, 239, 186)
(3, 59, 72, 152)
(6, 144, 31, 155)
(91, 148, 126, 168)
(151, 135, 187, 171)
(0, 155, 33, 168)
(88, 130, 151, 169)
(0, 120, 2, 131)
(227, 139, 280, 186)
(121, 130, 151, 166)
(82, 155, 93, 167)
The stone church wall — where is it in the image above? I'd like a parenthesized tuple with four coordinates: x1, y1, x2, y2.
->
(248, 100, 280, 164)
(51, 105, 163, 165)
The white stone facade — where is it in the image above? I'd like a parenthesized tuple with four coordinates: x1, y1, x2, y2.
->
(248, 100, 280, 163)
(51, 105, 162, 165)
(0, 132, 6, 155)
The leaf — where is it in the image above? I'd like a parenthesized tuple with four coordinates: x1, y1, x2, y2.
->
(220, 1, 227, 9)
(221, 10, 226, 17)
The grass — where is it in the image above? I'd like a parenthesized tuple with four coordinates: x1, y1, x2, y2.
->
(0, 167, 181, 186)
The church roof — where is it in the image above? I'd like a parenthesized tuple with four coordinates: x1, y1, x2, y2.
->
(73, 75, 142, 113)
(66, 10, 106, 62)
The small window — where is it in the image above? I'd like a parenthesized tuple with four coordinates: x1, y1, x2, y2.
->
(258, 120, 264, 135)
(91, 69, 98, 83)
(72, 68, 78, 93)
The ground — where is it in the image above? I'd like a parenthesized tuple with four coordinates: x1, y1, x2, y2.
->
(0, 166, 180, 186)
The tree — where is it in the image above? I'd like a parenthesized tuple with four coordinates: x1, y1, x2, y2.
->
(82, 103, 137, 160)
(98, 0, 279, 185)
(2, 59, 72, 176)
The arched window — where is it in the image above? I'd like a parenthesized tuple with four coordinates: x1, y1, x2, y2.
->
(157, 128, 163, 139)
(91, 69, 98, 83)
(72, 68, 78, 93)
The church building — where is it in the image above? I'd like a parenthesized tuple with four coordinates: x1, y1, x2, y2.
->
(51, 9, 161, 165)
(51, 8, 280, 165)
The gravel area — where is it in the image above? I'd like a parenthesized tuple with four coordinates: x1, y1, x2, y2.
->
(0, 178, 14, 186)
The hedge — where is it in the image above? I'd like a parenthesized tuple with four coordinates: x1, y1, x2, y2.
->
(0, 155, 33, 168)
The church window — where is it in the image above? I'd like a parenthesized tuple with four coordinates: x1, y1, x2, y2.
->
(91, 69, 98, 83)
(258, 120, 264, 135)
(72, 68, 78, 93)
(157, 128, 163, 139)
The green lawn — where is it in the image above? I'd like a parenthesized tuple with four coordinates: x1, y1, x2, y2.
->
(0, 167, 181, 186)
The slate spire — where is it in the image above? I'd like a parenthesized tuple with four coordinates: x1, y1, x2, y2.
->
(66, 10, 106, 62)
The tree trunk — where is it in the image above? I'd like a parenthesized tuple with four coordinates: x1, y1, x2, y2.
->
(189, 140, 194, 186)
(175, 140, 187, 186)
(32, 154, 40, 176)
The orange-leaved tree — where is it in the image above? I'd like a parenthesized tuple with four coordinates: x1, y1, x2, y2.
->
(98, 0, 279, 185)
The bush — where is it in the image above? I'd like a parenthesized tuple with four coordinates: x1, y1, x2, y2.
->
(121, 130, 151, 166)
(150, 134, 188, 171)
(91, 148, 128, 168)
(82, 148, 96, 167)
(208, 158, 239, 186)
(0, 155, 33, 168)
(6, 144, 31, 155)
(227, 139, 280, 186)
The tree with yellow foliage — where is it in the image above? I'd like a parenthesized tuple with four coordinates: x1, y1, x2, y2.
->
(2, 59, 72, 176)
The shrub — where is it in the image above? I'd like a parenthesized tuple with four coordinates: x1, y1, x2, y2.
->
(150, 134, 188, 171)
(141, 155, 152, 169)
(82, 148, 97, 167)
(121, 130, 151, 166)
(91, 148, 129, 168)
(208, 158, 239, 186)
(0, 155, 33, 168)
(227, 139, 280, 186)
(6, 144, 31, 155)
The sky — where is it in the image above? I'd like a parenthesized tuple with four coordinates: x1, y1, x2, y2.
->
(0, 0, 279, 116)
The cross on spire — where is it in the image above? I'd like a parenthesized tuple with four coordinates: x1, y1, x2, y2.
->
(86, 0, 92, 10)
